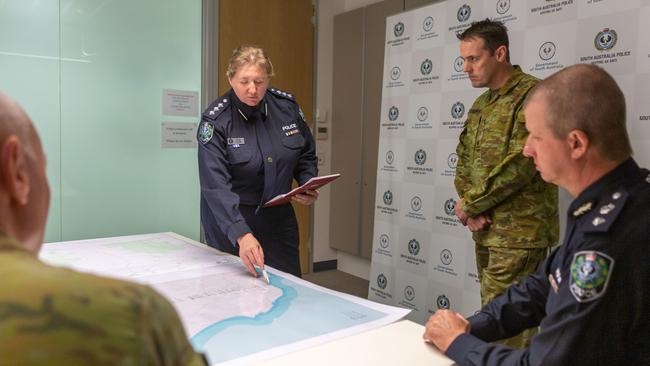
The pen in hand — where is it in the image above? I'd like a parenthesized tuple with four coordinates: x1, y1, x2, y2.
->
(262, 268, 270, 285)
(255, 266, 271, 285)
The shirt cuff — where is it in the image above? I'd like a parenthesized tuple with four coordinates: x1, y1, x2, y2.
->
(467, 312, 496, 341)
(226, 220, 252, 246)
(461, 198, 482, 217)
(446, 333, 487, 363)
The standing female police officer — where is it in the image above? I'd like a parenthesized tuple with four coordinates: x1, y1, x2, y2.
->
(197, 45, 318, 278)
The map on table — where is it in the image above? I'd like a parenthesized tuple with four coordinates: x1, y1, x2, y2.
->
(40, 232, 409, 365)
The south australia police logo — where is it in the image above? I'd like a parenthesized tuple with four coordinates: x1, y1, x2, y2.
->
(440, 249, 453, 265)
(404, 286, 416, 301)
(444, 198, 456, 216)
(447, 153, 458, 169)
(570, 251, 614, 303)
(394, 21, 405, 37)
(388, 106, 399, 121)
(379, 234, 390, 249)
(390, 66, 401, 80)
(414, 149, 427, 165)
(454, 56, 464, 73)
(408, 239, 420, 256)
(198, 122, 214, 144)
(595, 28, 617, 51)
(423, 16, 434, 32)
(539, 41, 556, 61)
(437, 294, 450, 309)
(383, 190, 393, 205)
(417, 106, 429, 122)
(385, 150, 395, 165)
(411, 196, 422, 212)
(457, 4, 471, 22)
(451, 102, 465, 119)
(496, 0, 510, 15)
(420, 59, 433, 75)
(377, 274, 388, 290)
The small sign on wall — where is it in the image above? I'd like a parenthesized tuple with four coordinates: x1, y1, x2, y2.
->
(161, 122, 197, 148)
(162, 89, 199, 117)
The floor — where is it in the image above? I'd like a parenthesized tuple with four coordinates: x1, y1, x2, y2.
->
(303, 270, 369, 299)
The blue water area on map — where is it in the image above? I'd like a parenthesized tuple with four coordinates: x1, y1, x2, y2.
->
(191, 273, 386, 364)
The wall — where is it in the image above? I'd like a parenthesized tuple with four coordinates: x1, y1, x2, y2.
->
(313, 0, 385, 278)
(367, 0, 650, 323)
(0, 1, 202, 243)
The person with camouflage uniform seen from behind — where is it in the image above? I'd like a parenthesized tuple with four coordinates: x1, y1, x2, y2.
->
(453, 19, 559, 348)
(0, 92, 207, 365)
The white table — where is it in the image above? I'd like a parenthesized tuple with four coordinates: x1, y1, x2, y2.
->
(252, 319, 455, 366)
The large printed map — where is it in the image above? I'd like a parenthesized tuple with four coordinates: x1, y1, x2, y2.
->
(40, 232, 408, 365)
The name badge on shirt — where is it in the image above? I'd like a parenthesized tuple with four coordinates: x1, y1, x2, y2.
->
(227, 137, 245, 147)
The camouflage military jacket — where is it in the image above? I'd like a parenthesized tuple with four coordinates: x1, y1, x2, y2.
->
(0, 233, 206, 366)
(454, 66, 559, 248)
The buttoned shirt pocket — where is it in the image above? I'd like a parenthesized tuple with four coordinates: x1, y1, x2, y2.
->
(227, 145, 254, 164)
(281, 133, 305, 149)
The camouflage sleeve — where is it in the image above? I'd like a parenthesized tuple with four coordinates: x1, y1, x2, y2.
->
(461, 106, 538, 217)
(142, 286, 207, 366)
(454, 125, 472, 197)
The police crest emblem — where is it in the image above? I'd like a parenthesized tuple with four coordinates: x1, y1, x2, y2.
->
(377, 273, 388, 290)
(437, 294, 450, 309)
(594, 28, 617, 51)
(570, 251, 614, 303)
(198, 122, 214, 144)
(408, 239, 420, 256)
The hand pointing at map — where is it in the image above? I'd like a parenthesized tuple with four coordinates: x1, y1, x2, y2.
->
(237, 233, 265, 276)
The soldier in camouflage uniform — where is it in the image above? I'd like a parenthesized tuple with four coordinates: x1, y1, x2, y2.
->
(0, 92, 206, 365)
(453, 20, 559, 348)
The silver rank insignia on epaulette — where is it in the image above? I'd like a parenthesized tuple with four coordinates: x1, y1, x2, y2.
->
(573, 201, 593, 217)
(599, 203, 615, 215)
(208, 98, 229, 116)
(592, 217, 606, 226)
(646, 173, 650, 184)
(270, 88, 293, 99)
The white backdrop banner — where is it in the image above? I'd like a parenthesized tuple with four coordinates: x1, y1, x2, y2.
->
(368, 0, 650, 324)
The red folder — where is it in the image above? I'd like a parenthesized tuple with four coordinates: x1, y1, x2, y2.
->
(262, 173, 341, 208)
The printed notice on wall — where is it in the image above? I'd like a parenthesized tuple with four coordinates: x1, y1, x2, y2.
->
(162, 89, 199, 117)
(161, 122, 197, 148)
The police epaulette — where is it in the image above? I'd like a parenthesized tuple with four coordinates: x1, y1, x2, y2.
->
(269, 87, 295, 101)
(581, 188, 628, 233)
(203, 96, 230, 121)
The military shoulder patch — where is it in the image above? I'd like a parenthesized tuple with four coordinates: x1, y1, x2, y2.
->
(569, 250, 614, 303)
(269, 87, 295, 101)
(198, 121, 214, 144)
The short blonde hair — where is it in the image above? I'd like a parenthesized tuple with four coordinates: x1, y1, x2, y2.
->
(226, 45, 274, 79)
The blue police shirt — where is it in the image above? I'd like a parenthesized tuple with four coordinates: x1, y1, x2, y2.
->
(446, 158, 650, 365)
(197, 88, 317, 247)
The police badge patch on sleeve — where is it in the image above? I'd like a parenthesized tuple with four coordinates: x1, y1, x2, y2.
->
(569, 250, 614, 303)
(198, 122, 214, 144)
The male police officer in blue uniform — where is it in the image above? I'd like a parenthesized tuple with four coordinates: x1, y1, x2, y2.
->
(423, 64, 650, 365)
(197, 46, 317, 278)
